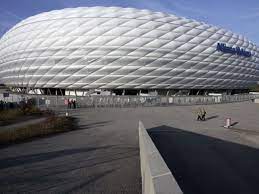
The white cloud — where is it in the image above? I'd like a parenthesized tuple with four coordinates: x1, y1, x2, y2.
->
(0, 8, 22, 20)
(132, 0, 175, 14)
(240, 7, 259, 19)
(170, 0, 208, 16)
(0, 9, 23, 37)
(3, 10, 22, 20)
(240, 12, 259, 19)
(133, 0, 211, 22)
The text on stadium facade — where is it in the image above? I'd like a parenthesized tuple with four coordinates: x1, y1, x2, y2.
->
(216, 43, 251, 57)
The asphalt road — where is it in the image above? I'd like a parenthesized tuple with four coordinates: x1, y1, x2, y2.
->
(149, 125, 259, 194)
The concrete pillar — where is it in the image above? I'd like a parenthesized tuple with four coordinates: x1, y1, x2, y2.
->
(59, 88, 63, 96)
(75, 90, 78, 108)
(55, 89, 58, 107)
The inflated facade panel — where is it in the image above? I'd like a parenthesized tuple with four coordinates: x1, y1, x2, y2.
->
(0, 7, 258, 89)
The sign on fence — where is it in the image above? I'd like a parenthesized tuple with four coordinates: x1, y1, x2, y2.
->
(3, 93, 9, 97)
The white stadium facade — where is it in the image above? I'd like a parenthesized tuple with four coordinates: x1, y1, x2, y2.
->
(0, 6, 259, 96)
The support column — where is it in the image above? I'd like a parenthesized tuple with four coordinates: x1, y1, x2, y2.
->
(55, 89, 58, 107)
(59, 88, 63, 96)
(75, 90, 78, 108)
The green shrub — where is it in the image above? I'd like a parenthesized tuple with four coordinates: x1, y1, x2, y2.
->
(0, 109, 23, 122)
(0, 116, 76, 145)
(0, 106, 54, 125)
(249, 85, 259, 92)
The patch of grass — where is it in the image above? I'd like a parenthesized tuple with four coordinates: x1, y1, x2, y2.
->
(0, 116, 77, 145)
(0, 109, 23, 122)
(0, 107, 54, 126)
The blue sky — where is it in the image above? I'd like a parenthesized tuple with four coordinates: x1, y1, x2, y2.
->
(0, 0, 259, 44)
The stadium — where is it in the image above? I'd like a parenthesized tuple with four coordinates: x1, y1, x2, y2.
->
(0, 6, 258, 96)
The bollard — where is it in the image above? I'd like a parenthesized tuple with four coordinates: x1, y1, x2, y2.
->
(224, 118, 231, 128)
(65, 112, 69, 117)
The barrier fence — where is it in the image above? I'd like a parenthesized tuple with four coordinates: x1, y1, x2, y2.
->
(1, 93, 259, 109)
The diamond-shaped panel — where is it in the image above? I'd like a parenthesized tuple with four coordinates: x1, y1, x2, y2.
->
(0, 6, 258, 89)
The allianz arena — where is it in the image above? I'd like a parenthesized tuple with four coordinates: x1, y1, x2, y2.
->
(0, 6, 259, 95)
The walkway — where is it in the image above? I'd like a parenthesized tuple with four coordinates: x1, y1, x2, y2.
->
(0, 108, 142, 194)
(149, 125, 259, 194)
(0, 101, 259, 193)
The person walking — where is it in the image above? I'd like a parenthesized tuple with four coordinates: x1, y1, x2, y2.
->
(67, 99, 71, 109)
(72, 99, 76, 109)
(0, 100, 3, 110)
(196, 107, 202, 121)
(201, 108, 207, 121)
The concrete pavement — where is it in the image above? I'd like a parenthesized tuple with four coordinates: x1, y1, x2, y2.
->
(0, 101, 259, 193)
(149, 125, 259, 194)
(0, 109, 142, 194)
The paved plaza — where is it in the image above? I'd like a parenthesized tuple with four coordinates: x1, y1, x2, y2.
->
(0, 101, 259, 193)
(149, 126, 259, 194)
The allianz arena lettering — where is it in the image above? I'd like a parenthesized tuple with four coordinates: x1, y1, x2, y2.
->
(0, 6, 258, 91)
(216, 43, 252, 58)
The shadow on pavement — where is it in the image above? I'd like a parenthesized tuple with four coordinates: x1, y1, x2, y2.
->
(148, 125, 259, 194)
(63, 168, 117, 194)
(0, 146, 113, 169)
(0, 145, 140, 193)
(230, 121, 239, 127)
(77, 121, 113, 130)
(205, 115, 219, 121)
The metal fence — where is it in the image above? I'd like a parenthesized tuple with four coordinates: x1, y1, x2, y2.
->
(1, 93, 258, 109)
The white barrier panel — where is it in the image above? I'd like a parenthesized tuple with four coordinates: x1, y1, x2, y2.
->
(139, 121, 183, 194)
(1, 93, 258, 109)
(224, 118, 231, 128)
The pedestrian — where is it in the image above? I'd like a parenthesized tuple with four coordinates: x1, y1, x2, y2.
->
(0, 100, 3, 110)
(196, 107, 202, 121)
(201, 108, 206, 121)
(68, 99, 71, 109)
(72, 99, 76, 109)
